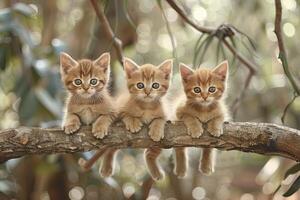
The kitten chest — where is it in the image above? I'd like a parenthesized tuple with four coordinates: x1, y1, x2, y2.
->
(141, 108, 164, 124)
(78, 107, 98, 125)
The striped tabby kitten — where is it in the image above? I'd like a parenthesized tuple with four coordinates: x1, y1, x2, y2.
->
(60, 52, 115, 139)
(175, 61, 229, 175)
(100, 58, 173, 180)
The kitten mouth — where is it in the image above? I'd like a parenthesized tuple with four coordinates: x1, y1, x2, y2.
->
(80, 92, 94, 98)
(200, 100, 212, 105)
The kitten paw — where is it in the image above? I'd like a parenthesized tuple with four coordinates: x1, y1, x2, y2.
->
(174, 167, 187, 178)
(92, 123, 109, 139)
(207, 126, 223, 137)
(149, 123, 164, 142)
(187, 124, 203, 138)
(150, 170, 164, 181)
(123, 117, 143, 133)
(63, 122, 81, 134)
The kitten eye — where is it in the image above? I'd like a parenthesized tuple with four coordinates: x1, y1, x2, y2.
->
(90, 78, 98, 85)
(152, 82, 160, 89)
(136, 82, 144, 89)
(208, 86, 216, 93)
(74, 79, 82, 86)
(193, 87, 201, 93)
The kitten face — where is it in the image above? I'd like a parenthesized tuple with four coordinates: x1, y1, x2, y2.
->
(123, 58, 172, 102)
(179, 61, 228, 106)
(60, 52, 110, 98)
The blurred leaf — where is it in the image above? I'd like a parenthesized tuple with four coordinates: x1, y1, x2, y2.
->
(284, 163, 300, 179)
(0, 9, 12, 22)
(10, 21, 34, 48)
(193, 35, 213, 67)
(0, 47, 8, 70)
(18, 89, 38, 122)
(228, 37, 237, 66)
(275, 164, 300, 196)
(34, 87, 62, 118)
(14, 76, 30, 98)
(216, 39, 222, 63)
(12, 3, 36, 17)
(283, 176, 300, 197)
(198, 35, 214, 66)
(46, 72, 63, 97)
(231, 25, 256, 51)
(193, 34, 206, 67)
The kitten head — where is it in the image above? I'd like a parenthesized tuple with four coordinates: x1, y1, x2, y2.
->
(60, 52, 110, 98)
(179, 61, 228, 106)
(123, 58, 173, 102)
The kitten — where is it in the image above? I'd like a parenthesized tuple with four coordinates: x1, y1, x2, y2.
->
(175, 61, 228, 175)
(100, 58, 173, 180)
(60, 52, 115, 139)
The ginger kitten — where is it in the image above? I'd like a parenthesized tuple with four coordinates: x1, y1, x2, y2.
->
(60, 52, 115, 139)
(175, 61, 229, 175)
(100, 58, 173, 180)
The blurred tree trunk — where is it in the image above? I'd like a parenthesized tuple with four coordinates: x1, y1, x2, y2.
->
(40, 1, 58, 46)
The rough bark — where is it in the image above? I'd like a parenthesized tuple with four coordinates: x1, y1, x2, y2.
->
(0, 122, 299, 162)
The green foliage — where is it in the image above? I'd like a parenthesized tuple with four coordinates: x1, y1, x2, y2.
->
(283, 176, 300, 197)
(274, 163, 300, 196)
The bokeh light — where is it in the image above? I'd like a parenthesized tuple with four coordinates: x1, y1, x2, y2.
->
(69, 186, 84, 200)
(283, 22, 295, 37)
(192, 187, 206, 200)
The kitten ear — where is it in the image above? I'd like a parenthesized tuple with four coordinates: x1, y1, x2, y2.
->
(123, 57, 139, 78)
(179, 63, 194, 83)
(158, 59, 173, 79)
(93, 52, 110, 73)
(60, 52, 78, 74)
(212, 60, 228, 81)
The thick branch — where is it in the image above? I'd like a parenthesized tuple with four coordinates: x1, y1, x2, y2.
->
(0, 122, 299, 162)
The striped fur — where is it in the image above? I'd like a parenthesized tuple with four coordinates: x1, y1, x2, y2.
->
(176, 61, 229, 176)
(60, 52, 116, 140)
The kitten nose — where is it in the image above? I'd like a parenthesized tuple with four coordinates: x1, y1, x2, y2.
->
(82, 86, 89, 91)
(202, 94, 208, 100)
(145, 89, 151, 95)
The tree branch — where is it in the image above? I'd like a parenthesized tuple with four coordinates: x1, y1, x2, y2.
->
(0, 122, 299, 162)
(165, 0, 257, 74)
(274, 0, 300, 95)
(89, 0, 123, 65)
(165, 0, 257, 115)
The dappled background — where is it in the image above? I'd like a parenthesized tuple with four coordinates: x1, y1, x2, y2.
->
(0, 0, 299, 199)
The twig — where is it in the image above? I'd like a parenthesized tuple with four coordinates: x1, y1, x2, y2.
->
(274, 0, 300, 126)
(274, 0, 300, 95)
(0, 122, 299, 162)
(165, 0, 257, 114)
(231, 70, 253, 116)
(87, 0, 124, 171)
(281, 94, 299, 124)
(158, 1, 179, 68)
(222, 39, 256, 74)
(166, 0, 257, 73)
(89, 0, 123, 65)
(165, 0, 214, 34)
